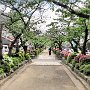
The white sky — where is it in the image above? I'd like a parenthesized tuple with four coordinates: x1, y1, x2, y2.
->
(0, 4, 11, 13)
(35, 10, 58, 33)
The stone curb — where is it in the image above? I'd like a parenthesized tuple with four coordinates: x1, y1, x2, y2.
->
(67, 63, 90, 85)
(0, 60, 32, 87)
(61, 60, 90, 89)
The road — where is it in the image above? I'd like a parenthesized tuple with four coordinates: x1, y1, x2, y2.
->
(0, 49, 88, 90)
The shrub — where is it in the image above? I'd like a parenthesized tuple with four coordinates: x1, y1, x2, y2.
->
(67, 52, 77, 63)
(18, 51, 25, 61)
(34, 48, 42, 56)
(25, 53, 31, 60)
(60, 50, 71, 59)
(79, 64, 86, 72)
(84, 59, 90, 64)
(74, 54, 87, 63)
(34, 49, 38, 56)
(0, 68, 4, 75)
(55, 50, 60, 56)
(75, 63, 79, 70)
(2, 56, 14, 73)
(2, 62, 12, 74)
(83, 64, 90, 75)
(79, 54, 87, 62)
(74, 54, 82, 63)
(12, 57, 20, 70)
(53, 48, 57, 54)
(0, 68, 5, 79)
(72, 60, 77, 68)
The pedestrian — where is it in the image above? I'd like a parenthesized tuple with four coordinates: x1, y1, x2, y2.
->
(49, 47, 51, 55)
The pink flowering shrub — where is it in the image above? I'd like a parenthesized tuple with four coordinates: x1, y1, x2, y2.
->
(74, 54, 88, 63)
(60, 50, 71, 59)
(79, 55, 87, 62)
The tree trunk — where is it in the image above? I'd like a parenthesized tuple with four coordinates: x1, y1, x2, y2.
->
(15, 39, 19, 54)
(69, 41, 78, 52)
(23, 45, 27, 54)
(0, 24, 3, 60)
(52, 0, 89, 19)
(58, 41, 62, 50)
(82, 23, 88, 55)
(8, 33, 22, 56)
(34, 43, 37, 49)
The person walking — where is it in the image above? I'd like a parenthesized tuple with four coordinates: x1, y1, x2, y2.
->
(49, 47, 51, 55)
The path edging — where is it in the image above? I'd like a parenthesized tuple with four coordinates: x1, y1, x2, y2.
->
(0, 60, 32, 87)
(61, 61, 90, 90)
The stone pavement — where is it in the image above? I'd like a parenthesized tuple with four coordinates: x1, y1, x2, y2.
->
(0, 49, 87, 90)
(31, 49, 61, 65)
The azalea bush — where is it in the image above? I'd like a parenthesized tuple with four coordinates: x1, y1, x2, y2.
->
(53, 48, 90, 76)
(79, 64, 90, 75)
(83, 64, 90, 75)
(74, 54, 88, 63)
(75, 63, 79, 70)
(67, 52, 77, 63)
(72, 59, 77, 69)
(60, 50, 71, 59)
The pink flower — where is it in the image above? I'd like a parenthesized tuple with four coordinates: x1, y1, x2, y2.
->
(60, 50, 71, 59)
(74, 54, 87, 63)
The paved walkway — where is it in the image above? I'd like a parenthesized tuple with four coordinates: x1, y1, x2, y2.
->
(0, 49, 87, 90)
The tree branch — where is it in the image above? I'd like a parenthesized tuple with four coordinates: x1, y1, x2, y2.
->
(52, 0, 90, 19)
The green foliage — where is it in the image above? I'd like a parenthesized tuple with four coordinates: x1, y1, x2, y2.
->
(75, 63, 79, 70)
(0, 68, 5, 79)
(0, 51, 28, 74)
(0, 68, 4, 75)
(12, 57, 20, 70)
(67, 52, 77, 63)
(55, 51, 60, 56)
(79, 64, 86, 72)
(2, 55, 14, 73)
(72, 60, 77, 68)
(25, 53, 31, 60)
(18, 51, 25, 61)
(83, 64, 90, 75)
(34, 49, 40, 56)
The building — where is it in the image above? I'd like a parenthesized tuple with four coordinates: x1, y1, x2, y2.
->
(2, 36, 14, 54)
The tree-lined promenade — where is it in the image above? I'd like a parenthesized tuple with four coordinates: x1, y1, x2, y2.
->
(0, 49, 88, 90)
(0, 0, 90, 89)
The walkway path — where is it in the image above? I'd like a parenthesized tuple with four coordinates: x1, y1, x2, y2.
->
(0, 49, 87, 90)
